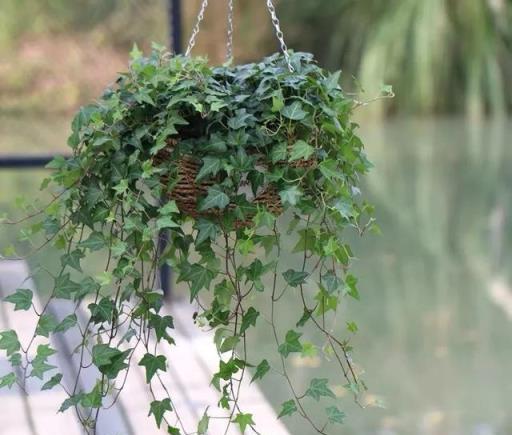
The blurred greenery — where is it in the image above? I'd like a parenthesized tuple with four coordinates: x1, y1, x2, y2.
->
(1, 0, 511, 116)
(280, 0, 512, 116)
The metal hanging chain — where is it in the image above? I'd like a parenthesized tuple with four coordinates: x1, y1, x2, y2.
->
(226, 0, 235, 61)
(185, 0, 209, 56)
(265, 0, 294, 72)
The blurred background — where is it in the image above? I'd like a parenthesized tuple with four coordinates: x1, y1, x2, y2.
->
(1, 1, 511, 434)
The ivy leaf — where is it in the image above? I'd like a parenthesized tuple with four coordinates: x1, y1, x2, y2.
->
(195, 219, 219, 245)
(232, 413, 255, 434)
(3, 288, 33, 311)
(199, 185, 230, 211)
(31, 358, 57, 379)
(186, 264, 214, 301)
(60, 249, 84, 272)
(54, 273, 81, 299)
(279, 186, 302, 206)
(251, 359, 270, 383)
(36, 344, 56, 358)
(89, 297, 115, 324)
(156, 215, 179, 230)
(323, 271, 342, 293)
(59, 394, 84, 413)
(148, 313, 174, 344)
(139, 353, 167, 383)
(92, 344, 122, 367)
(36, 314, 58, 337)
(149, 399, 172, 428)
(283, 269, 308, 287)
(79, 232, 106, 251)
(281, 101, 307, 120)
(326, 406, 346, 424)
(296, 308, 312, 328)
(160, 200, 179, 215)
(278, 330, 303, 357)
(219, 336, 240, 354)
(54, 314, 78, 333)
(305, 378, 336, 401)
(240, 307, 259, 334)
(0, 373, 16, 389)
(319, 159, 343, 180)
(278, 400, 298, 418)
(271, 142, 287, 163)
(196, 157, 223, 182)
(197, 411, 210, 434)
(345, 274, 360, 300)
(289, 140, 315, 162)
(9, 352, 22, 367)
(42, 373, 63, 391)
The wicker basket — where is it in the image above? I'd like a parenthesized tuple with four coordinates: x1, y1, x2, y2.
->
(157, 141, 282, 224)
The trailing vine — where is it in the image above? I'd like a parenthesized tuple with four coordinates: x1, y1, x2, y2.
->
(0, 45, 377, 434)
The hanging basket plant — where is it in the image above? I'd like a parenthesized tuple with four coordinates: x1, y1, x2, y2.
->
(0, 3, 381, 434)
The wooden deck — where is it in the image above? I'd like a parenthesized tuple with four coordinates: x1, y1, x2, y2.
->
(0, 260, 290, 435)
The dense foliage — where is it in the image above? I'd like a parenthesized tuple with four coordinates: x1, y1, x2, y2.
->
(0, 46, 375, 434)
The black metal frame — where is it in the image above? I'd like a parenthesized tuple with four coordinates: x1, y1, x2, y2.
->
(0, 0, 182, 299)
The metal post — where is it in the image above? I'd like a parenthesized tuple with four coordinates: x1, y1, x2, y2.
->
(160, 0, 182, 299)
(169, 0, 183, 54)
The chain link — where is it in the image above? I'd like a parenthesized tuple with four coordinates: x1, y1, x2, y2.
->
(265, 0, 294, 72)
(226, 0, 235, 61)
(185, 0, 209, 57)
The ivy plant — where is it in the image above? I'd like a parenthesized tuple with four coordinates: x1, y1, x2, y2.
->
(0, 44, 377, 434)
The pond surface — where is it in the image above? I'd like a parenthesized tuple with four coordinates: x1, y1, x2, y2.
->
(1, 116, 511, 435)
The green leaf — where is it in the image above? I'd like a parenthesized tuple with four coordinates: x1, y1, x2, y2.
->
(219, 335, 240, 354)
(289, 140, 314, 162)
(36, 344, 56, 358)
(149, 398, 172, 428)
(4, 288, 33, 311)
(92, 344, 122, 368)
(240, 307, 259, 335)
(36, 314, 58, 337)
(272, 94, 285, 112)
(156, 215, 179, 230)
(278, 400, 298, 418)
(197, 411, 210, 434)
(345, 274, 360, 300)
(195, 219, 219, 245)
(148, 313, 174, 344)
(199, 185, 230, 211)
(9, 352, 22, 367)
(278, 330, 303, 357)
(54, 273, 81, 299)
(59, 394, 84, 413)
(139, 353, 166, 383)
(279, 186, 302, 206)
(186, 264, 214, 301)
(326, 406, 346, 424)
(270, 142, 288, 163)
(55, 314, 78, 333)
(160, 200, 179, 215)
(251, 359, 270, 383)
(196, 157, 223, 182)
(319, 159, 343, 180)
(305, 378, 336, 401)
(283, 269, 308, 287)
(79, 231, 106, 251)
(0, 373, 16, 389)
(31, 358, 57, 379)
(233, 413, 255, 434)
(42, 373, 63, 391)
(89, 297, 115, 324)
(296, 308, 312, 328)
(323, 271, 342, 293)
(60, 249, 84, 272)
(281, 101, 307, 120)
